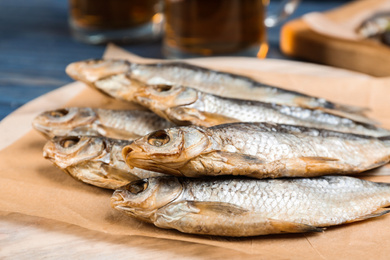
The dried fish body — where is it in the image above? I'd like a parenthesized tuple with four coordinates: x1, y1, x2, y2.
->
(32, 107, 173, 140)
(111, 176, 390, 236)
(132, 84, 389, 137)
(43, 136, 164, 189)
(66, 59, 369, 120)
(123, 123, 390, 178)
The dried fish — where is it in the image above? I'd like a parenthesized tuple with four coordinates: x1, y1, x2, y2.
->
(111, 176, 390, 236)
(66, 59, 371, 122)
(123, 123, 390, 178)
(131, 84, 389, 137)
(32, 107, 173, 140)
(43, 136, 164, 189)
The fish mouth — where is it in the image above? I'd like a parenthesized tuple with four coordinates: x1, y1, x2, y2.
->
(32, 121, 52, 137)
(42, 148, 52, 160)
(122, 145, 146, 168)
(122, 146, 178, 174)
(110, 192, 139, 215)
(110, 191, 130, 211)
(42, 140, 58, 160)
(111, 191, 126, 207)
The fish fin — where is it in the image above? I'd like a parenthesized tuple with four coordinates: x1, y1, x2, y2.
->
(345, 208, 390, 223)
(213, 151, 266, 165)
(198, 111, 240, 126)
(289, 157, 342, 177)
(183, 151, 266, 177)
(188, 201, 249, 215)
(169, 107, 239, 127)
(299, 157, 339, 163)
(98, 125, 142, 140)
(268, 219, 324, 233)
(101, 164, 140, 182)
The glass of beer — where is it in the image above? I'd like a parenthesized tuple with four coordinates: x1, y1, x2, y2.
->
(69, 0, 163, 44)
(163, 0, 300, 58)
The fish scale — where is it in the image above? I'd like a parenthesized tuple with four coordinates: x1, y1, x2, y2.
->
(211, 126, 322, 159)
(206, 123, 390, 163)
(66, 59, 378, 128)
(129, 83, 389, 136)
(183, 178, 386, 224)
(33, 107, 174, 140)
(96, 109, 173, 137)
(112, 176, 390, 236)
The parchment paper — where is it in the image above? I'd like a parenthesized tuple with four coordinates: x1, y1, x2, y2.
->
(303, 0, 390, 41)
(1, 44, 390, 258)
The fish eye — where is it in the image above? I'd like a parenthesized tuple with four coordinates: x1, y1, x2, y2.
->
(60, 137, 80, 148)
(50, 109, 69, 118)
(153, 85, 173, 92)
(127, 179, 148, 194)
(147, 130, 170, 147)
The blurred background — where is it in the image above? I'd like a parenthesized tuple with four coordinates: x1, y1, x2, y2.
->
(0, 0, 354, 120)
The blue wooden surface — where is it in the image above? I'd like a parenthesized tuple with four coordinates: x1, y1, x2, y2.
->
(0, 0, 351, 121)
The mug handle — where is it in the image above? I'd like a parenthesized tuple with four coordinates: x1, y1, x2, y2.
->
(265, 0, 301, 27)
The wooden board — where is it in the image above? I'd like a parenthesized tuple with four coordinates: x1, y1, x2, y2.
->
(280, 0, 390, 77)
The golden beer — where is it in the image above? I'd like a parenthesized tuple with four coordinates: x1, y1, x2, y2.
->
(163, 0, 267, 57)
(69, 0, 162, 44)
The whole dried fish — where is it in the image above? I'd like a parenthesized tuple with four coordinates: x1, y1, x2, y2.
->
(111, 176, 390, 236)
(123, 123, 390, 178)
(132, 84, 389, 137)
(66, 59, 370, 121)
(32, 107, 173, 139)
(43, 136, 164, 189)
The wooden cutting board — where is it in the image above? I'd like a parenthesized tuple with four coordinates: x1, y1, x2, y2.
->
(280, 0, 390, 77)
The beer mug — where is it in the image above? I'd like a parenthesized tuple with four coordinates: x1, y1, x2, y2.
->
(163, 0, 300, 58)
(69, 0, 163, 44)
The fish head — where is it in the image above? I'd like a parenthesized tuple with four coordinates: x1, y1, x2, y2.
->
(66, 59, 131, 83)
(44, 136, 139, 190)
(32, 107, 97, 138)
(134, 84, 198, 113)
(43, 136, 108, 169)
(111, 177, 183, 221)
(122, 126, 210, 176)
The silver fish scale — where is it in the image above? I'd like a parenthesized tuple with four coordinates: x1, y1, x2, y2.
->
(197, 94, 283, 123)
(208, 124, 390, 164)
(129, 63, 323, 107)
(188, 93, 389, 136)
(179, 177, 390, 226)
(209, 126, 314, 160)
(130, 64, 256, 97)
(197, 94, 294, 124)
(96, 109, 173, 136)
